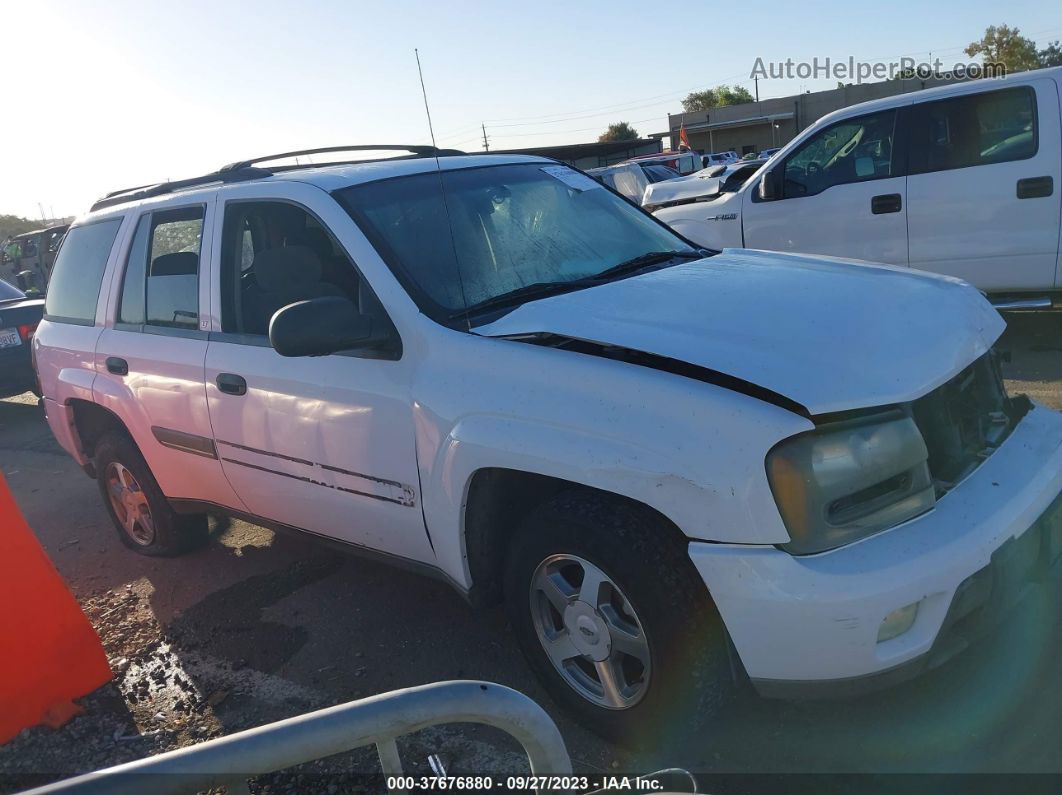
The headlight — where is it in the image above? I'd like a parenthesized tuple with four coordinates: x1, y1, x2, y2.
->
(766, 411, 935, 555)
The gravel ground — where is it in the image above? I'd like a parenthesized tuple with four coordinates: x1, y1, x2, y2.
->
(1, 314, 1061, 793)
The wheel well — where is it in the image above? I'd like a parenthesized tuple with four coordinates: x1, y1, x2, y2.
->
(69, 399, 131, 473)
(463, 468, 687, 607)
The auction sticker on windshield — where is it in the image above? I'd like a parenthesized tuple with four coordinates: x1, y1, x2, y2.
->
(0, 328, 21, 349)
(540, 165, 601, 192)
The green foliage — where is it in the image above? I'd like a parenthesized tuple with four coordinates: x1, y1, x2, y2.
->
(965, 24, 1041, 74)
(681, 85, 755, 112)
(1040, 40, 1062, 68)
(0, 215, 46, 241)
(598, 121, 640, 142)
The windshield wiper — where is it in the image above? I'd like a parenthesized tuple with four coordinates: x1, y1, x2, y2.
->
(587, 249, 704, 283)
(450, 280, 591, 320)
(450, 249, 705, 321)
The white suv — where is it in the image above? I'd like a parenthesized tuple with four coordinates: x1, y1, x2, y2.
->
(35, 146, 1062, 742)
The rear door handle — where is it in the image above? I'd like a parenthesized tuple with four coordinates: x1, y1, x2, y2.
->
(216, 373, 247, 396)
(105, 357, 128, 376)
(871, 193, 902, 214)
(1017, 176, 1053, 199)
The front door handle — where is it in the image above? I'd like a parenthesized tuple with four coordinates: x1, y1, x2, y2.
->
(1017, 176, 1053, 199)
(216, 373, 247, 396)
(105, 357, 128, 376)
(871, 193, 902, 214)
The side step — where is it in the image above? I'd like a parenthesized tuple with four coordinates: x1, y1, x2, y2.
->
(990, 296, 1054, 311)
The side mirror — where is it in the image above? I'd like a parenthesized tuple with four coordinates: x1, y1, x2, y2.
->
(757, 169, 779, 201)
(269, 296, 383, 358)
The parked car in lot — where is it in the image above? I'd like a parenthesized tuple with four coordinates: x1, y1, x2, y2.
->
(757, 147, 782, 160)
(627, 149, 702, 175)
(642, 159, 767, 212)
(586, 161, 679, 202)
(35, 145, 1062, 743)
(0, 279, 43, 398)
(655, 67, 1062, 307)
(1, 223, 68, 294)
(701, 151, 739, 167)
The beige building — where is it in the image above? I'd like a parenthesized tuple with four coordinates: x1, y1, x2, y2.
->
(658, 75, 967, 156)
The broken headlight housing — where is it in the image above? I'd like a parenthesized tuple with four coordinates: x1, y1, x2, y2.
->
(767, 411, 936, 555)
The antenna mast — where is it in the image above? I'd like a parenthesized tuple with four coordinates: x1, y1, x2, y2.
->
(414, 48, 437, 148)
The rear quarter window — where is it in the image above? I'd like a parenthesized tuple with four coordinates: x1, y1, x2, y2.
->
(45, 217, 124, 324)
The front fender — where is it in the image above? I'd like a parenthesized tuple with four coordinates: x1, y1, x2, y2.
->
(420, 411, 795, 588)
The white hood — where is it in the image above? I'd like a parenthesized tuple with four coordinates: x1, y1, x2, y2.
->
(476, 249, 1005, 415)
(642, 173, 722, 208)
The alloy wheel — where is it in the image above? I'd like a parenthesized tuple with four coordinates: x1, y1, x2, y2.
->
(529, 553, 651, 709)
(106, 461, 155, 546)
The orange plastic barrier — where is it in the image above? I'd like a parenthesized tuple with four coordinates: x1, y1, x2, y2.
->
(0, 473, 112, 743)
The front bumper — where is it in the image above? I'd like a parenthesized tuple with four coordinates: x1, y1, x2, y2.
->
(689, 403, 1062, 695)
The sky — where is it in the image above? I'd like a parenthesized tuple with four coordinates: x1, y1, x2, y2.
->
(1, 0, 1059, 219)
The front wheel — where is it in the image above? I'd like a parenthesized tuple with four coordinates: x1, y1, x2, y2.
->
(504, 490, 736, 745)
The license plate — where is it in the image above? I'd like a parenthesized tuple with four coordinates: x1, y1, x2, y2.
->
(0, 327, 20, 349)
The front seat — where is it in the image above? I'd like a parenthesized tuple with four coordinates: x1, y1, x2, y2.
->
(245, 245, 345, 335)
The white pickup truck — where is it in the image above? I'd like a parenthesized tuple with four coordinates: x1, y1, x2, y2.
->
(654, 67, 1062, 308)
(35, 145, 1062, 743)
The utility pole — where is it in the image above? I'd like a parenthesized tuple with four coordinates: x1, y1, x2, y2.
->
(481, 123, 490, 151)
(754, 76, 759, 102)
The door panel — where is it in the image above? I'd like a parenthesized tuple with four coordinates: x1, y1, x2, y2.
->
(906, 80, 1061, 291)
(204, 343, 431, 563)
(743, 176, 908, 264)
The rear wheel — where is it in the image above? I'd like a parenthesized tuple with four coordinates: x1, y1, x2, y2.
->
(504, 490, 736, 745)
(94, 433, 207, 556)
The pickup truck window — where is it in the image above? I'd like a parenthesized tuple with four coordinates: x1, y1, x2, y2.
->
(44, 217, 123, 324)
(782, 109, 897, 198)
(337, 163, 691, 322)
(909, 86, 1037, 174)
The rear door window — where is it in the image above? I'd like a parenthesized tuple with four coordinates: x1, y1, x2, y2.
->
(909, 86, 1037, 174)
(44, 217, 123, 324)
(117, 207, 204, 330)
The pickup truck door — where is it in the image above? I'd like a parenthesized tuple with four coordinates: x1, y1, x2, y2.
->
(906, 79, 1061, 292)
(742, 105, 910, 266)
(202, 183, 434, 565)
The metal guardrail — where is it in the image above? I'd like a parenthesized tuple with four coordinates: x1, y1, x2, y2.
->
(22, 680, 573, 795)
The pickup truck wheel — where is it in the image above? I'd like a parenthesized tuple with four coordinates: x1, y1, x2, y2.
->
(504, 490, 734, 746)
(93, 433, 207, 556)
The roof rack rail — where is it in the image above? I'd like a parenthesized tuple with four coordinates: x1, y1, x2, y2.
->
(90, 144, 467, 213)
(220, 144, 446, 173)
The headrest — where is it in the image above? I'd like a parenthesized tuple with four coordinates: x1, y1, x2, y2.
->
(150, 252, 198, 276)
(288, 227, 334, 260)
(253, 246, 323, 292)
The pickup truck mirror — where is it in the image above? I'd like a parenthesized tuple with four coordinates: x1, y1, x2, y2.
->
(757, 169, 779, 201)
(269, 296, 383, 357)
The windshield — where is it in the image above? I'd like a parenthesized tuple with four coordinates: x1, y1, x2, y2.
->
(0, 280, 25, 302)
(337, 163, 693, 323)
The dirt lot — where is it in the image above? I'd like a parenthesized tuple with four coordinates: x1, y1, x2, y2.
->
(2, 315, 1062, 792)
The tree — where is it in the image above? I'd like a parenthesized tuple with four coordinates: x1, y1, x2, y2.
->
(681, 84, 754, 112)
(715, 85, 754, 106)
(598, 121, 639, 142)
(0, 215, 46, 242)
(1040, 40, 1062, 68)
(681, 89, 717, 112)
(965, 24, 1040, 74)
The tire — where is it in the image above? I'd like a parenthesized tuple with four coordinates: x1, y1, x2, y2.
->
(93, 432, 208, 556)
(504, 489, 736, 746)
